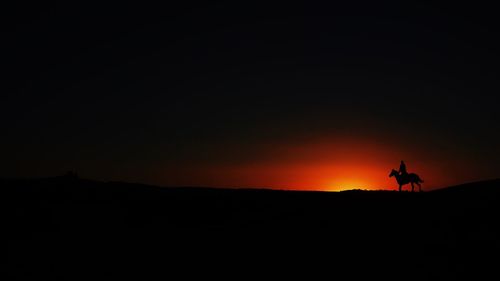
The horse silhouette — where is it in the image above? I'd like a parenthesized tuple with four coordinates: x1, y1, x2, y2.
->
(389, 169, 424, 192)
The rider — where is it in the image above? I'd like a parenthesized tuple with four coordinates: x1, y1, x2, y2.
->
(399, 160, 408, 177)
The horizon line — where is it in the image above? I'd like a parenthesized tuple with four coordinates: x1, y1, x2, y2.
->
(2, 175, 499, 192)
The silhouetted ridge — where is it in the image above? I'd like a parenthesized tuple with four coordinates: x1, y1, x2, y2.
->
(432, 179, 500, 193)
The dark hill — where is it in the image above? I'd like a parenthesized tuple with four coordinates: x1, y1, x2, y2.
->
(2, 178, 499, 280)
(433, 178, 500, 194)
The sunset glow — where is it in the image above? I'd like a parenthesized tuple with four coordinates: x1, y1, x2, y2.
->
(325, 178, 373, 191)
(152, 136, 472, 191)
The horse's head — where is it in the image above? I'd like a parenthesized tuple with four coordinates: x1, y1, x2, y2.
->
(389, 169, 398, 178)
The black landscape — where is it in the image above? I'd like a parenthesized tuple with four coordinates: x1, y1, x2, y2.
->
(3, 176, 499, 280)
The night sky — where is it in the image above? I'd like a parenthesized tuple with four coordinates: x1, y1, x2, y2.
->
(3, 2, 500, 190)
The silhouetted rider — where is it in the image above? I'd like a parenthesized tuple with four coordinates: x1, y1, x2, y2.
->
(399, 160, 408, 177)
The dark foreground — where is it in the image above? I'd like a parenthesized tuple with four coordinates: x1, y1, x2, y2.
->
(2, 177, 499, 280)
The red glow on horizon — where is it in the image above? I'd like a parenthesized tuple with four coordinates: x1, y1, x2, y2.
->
(156, 137, 474, 191)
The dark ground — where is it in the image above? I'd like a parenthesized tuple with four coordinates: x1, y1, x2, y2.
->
(2, 176, 499, 280)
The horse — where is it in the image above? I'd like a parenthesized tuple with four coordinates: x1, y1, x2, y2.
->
(389, 169, 424, 192)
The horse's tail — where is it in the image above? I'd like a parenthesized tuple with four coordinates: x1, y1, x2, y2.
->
(418, 176, 424, 183)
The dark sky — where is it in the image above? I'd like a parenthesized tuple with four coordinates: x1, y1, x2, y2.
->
(3, 2, 500, 190)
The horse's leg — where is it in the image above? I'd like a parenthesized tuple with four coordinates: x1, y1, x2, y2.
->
(417, 182, 422, 192)
(399, 185, 402, 192)
(411, 182, 414, 193)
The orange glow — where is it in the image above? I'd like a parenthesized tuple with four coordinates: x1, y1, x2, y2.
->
(325, 176, 375, 192)
(156, 136, 471, 191)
